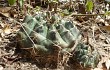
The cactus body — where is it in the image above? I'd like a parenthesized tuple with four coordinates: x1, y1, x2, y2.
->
(18, 12, 81, 52)
(17, 12, 100, 68)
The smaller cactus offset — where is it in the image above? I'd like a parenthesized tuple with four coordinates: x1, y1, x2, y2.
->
(74, 43, 100, 68)
(17, 11, 100, 68)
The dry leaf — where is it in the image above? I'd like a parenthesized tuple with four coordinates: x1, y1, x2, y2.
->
(91, 68, 103, 70)
(100, 26, 110, 31)
(0, 65, 3, 70)
(105, 59, 110, 70)
(0, 12, 10, 17)
(25, 4, 33, 9)
(2, 24, 12, 35)
(96, 16, 104, 23)
(99, 35, 106, 40)
(0, 7, 11, 13)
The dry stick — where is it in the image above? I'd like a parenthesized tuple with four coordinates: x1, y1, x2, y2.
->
(0, 49, 12, 57)
(71, 35, 81, 53)
(92, 26, 95, 41)
(66, 13, 105, 20)
(69, 13, 104, 17)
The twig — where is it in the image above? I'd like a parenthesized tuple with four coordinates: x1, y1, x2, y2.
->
(0, 49, 12, 57)
(69, 13, 104, 17)
(71, 35, 81, 53)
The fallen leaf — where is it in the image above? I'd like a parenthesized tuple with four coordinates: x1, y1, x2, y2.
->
(2, 24, 12, 35)
(0, 65, 3, 70)
(91, 68, 103, 70)
(0, 12, 10, 17)
(100, 26, 110, 31)
(0, 7, 11, 13)
(105, 59, 110, 70)
(99, 34, 106, 40)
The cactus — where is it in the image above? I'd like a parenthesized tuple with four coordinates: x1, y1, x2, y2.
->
(17, 12, 100, 68)
(74, 43, 100, 68)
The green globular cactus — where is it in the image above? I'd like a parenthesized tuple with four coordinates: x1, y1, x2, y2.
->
(17, 11, 100, 68)
(18, 12, 81, 52)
